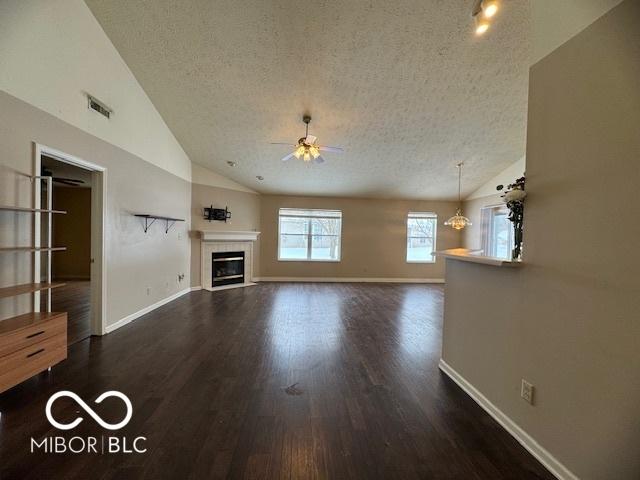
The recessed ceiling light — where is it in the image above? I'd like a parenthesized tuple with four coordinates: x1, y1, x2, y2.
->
(227, 161, 236, 167)
(256, 175, 264, 181)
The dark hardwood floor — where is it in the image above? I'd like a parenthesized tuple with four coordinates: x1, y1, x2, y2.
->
(41, 280, 91, 345)
(1, 283, 554, 479)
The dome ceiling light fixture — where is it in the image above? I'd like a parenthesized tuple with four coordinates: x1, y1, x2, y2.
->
(271, 115, 344, 164)
(444, 162, 472, 231)
(472, 0, 500, 35)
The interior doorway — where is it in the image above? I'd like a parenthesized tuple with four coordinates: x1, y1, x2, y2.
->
(33, 144, 106, 341)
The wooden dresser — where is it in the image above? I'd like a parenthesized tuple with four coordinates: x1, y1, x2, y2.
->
(0, 312, 67, 394)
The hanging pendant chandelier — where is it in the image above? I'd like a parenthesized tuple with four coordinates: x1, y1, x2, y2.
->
(445, 162, 472, 230)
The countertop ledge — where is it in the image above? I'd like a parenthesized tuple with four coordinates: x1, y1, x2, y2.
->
(434, 249, 523, 267)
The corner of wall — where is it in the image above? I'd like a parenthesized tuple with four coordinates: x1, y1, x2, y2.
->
(191, 162, 258, 194)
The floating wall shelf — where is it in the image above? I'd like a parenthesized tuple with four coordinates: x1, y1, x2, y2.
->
(0, 247, 67, 253)
(0, 205, 67, 214)
(134, 214, 185, 233)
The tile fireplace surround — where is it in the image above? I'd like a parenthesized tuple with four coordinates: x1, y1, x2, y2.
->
(199, 231, 260, 291)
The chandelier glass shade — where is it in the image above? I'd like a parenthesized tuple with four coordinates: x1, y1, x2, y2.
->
(445, 163, 472, 231)
(444, 208, 472, 230)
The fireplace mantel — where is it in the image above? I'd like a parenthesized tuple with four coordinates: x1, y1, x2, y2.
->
(200, 230, 260, 242)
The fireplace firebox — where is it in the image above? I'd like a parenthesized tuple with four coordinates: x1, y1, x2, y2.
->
(212, 251, 245, 287)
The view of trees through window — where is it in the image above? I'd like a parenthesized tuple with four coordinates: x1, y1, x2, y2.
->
(406, 212, 437, 262)
(278, 209, 342, 261)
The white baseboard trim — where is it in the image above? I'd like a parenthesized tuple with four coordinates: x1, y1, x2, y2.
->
(254, 277, 445, 284)
(105, 287, 191, 334)
(190, 286, 202, 291)
(203, 282, 257, 292)
(438, 359, 578, 480)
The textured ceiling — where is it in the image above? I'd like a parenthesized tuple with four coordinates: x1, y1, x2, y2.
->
(86, 0, 530, 200)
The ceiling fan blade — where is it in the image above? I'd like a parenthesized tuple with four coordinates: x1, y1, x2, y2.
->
(55, 177, 84, 183)
(270, 142, 296, 146)
(54, 179, 82, 186)
(313, 155, 325, 164)
(305, 135, 317, 145)
(319, 146, 344, 153)
(281, 153, 295, 162)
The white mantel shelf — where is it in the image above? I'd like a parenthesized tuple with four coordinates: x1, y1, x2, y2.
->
(199, 230, 260, 242)
(434, 249, 523, 267)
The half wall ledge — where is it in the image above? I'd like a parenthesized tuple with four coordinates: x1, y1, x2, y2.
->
(434, 249, 523, 267)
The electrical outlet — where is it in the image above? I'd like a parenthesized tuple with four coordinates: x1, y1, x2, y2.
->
(521, 379, 534, 404)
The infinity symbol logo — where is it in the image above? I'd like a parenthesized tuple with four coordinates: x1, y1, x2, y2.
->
(45, 391, 133, 431)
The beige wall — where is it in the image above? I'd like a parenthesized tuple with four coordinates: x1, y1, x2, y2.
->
(190, 183, 261, 286)
(52, 187, 91, 279)
(531, 0, 625, 64)
(467, 157, 526, 200)
(260, 194, 460, 279)
(0, 90, 191, 328)
(192, 162, 257, 194)
(442, 2, 640, 478)
(0, 0, 192, 181)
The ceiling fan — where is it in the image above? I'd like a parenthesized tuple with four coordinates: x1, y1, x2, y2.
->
(41, 167, 85, 187)
(271, 115, 343, 164)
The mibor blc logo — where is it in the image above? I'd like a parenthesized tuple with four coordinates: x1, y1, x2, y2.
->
(31, 390, 146, 454)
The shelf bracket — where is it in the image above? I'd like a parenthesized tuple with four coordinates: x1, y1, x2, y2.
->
(135, 214, 184, 234)
(142, 217, 157, 233)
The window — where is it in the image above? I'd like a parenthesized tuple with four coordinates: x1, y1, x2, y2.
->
(406, 212, 437, 263)
(278, 208, 342, 261)
(481, 205, 513, 259)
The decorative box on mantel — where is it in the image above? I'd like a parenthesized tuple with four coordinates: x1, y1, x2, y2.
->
(199, 231, 260, 291)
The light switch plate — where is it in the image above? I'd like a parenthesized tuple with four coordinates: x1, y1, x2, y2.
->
(521, 379, 534, 404)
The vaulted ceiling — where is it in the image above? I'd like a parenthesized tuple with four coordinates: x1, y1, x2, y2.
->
(86, 0, 530, 199)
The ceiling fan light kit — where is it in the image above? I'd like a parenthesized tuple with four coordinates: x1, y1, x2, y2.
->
(271, 115, 344, 165)
(472, 0, 499, 35)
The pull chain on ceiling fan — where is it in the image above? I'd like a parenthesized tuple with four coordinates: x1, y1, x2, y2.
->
(271, 115, 344, 164)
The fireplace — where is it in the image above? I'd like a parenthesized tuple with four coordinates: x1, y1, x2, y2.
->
(200, 231, 260, 291)
(212, 251, 245, 287)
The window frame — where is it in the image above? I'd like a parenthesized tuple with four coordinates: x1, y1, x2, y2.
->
(406, 212, 437, 264)
(277, 208, 342, 262)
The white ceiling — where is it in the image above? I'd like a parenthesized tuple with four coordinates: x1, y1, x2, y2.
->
(86, 0, 530, 200)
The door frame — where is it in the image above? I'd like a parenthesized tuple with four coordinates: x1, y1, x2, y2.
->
(33, 143, 108, 336)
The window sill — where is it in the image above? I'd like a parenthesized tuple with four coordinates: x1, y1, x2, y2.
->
(278, 258, 341, 263)
(406, 260, 436, 264)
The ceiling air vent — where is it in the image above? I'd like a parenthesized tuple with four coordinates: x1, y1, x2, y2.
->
(87, 94, 112, 119)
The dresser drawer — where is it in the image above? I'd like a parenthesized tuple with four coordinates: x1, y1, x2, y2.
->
(0, 333, 67, 394)
(0, 314, 67, 358)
